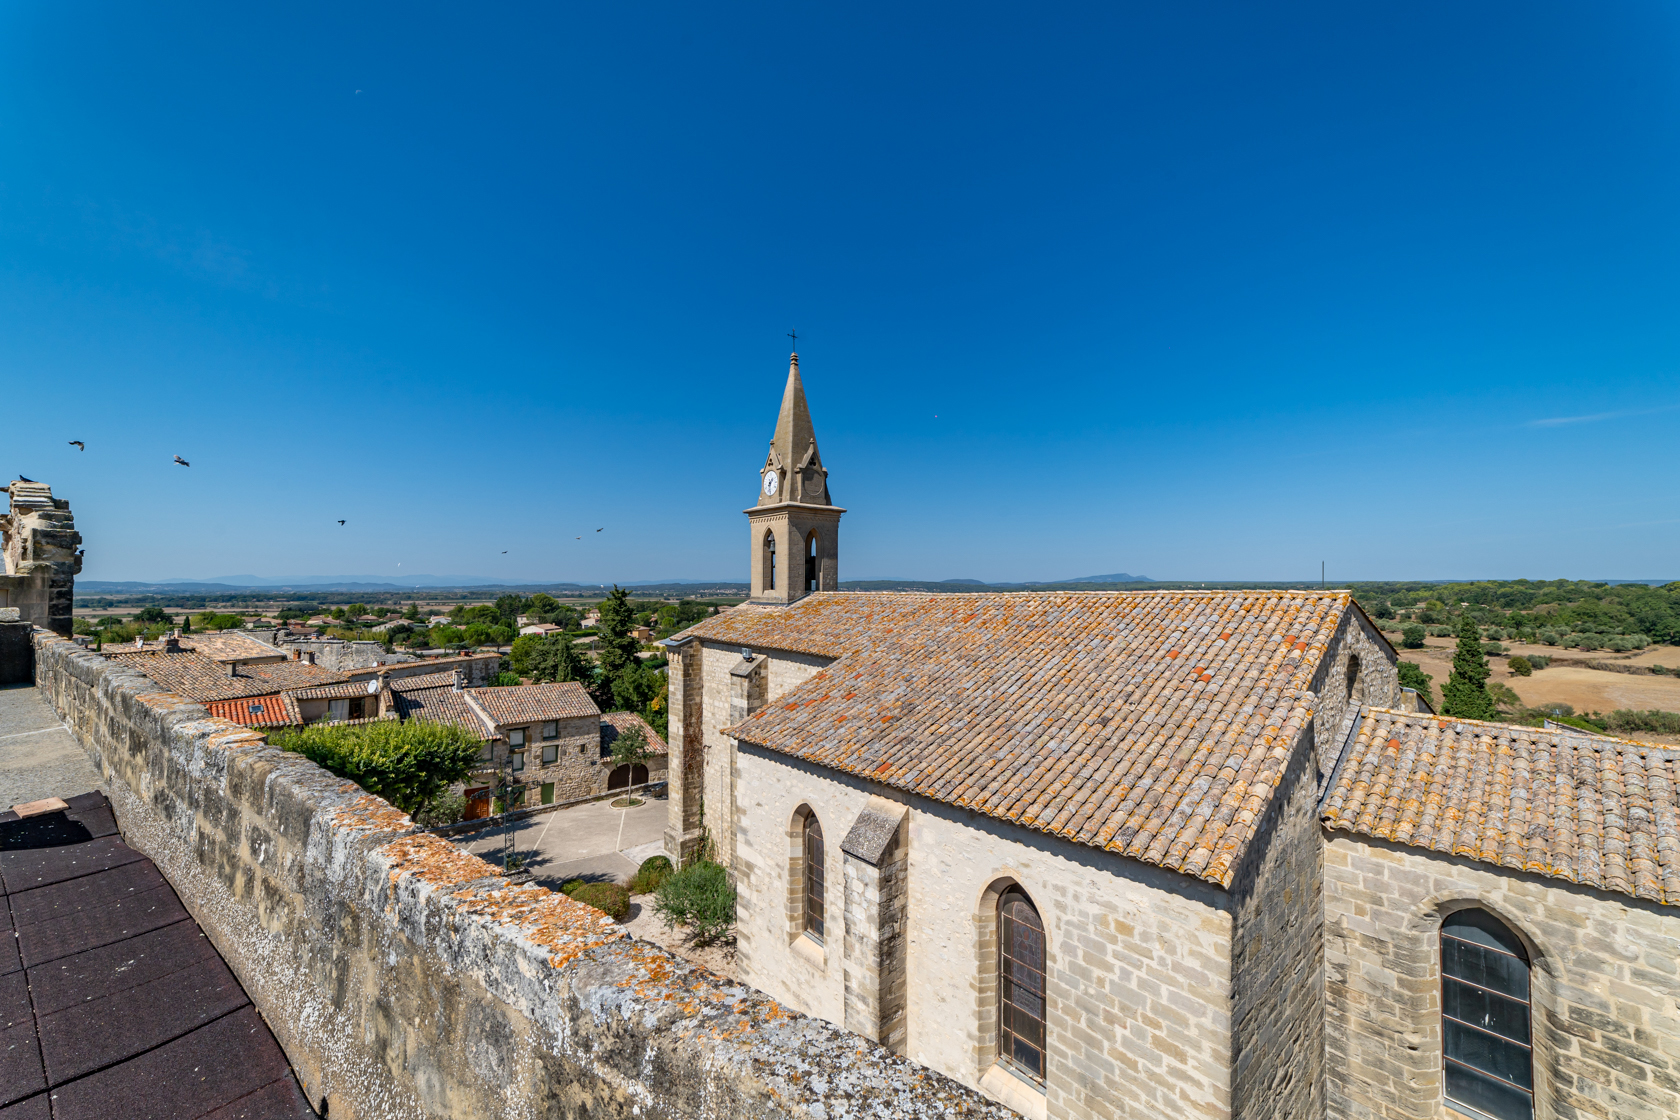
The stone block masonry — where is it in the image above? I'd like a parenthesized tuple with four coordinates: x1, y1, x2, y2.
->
(1325, 832, 1680, 1120)
(30, 629, 1016, 1120)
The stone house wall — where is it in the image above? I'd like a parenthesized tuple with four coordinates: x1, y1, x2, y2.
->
(732, 744, 1238, 1120)
(1324, 832, 1680, 1120)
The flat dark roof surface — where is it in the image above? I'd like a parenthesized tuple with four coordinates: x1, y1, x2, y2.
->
(1, 793, 317, 1119)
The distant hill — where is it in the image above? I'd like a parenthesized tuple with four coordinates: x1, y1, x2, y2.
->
(1064, 573, 1152, 583)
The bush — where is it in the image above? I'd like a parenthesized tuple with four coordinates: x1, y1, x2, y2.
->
(1401, 624, 1426, 649)
(560, 878, 586, 896)
(1601, 709, 1680, 735)
(653, 861, 736, 944)
(270, 721, 482, 817)
(1482, 641, 1506, 656)
(1538, 630, 1560, 646)
(413, 791, 467, 828)
(629, 855, 674, 895)
(489, 671, 522, 686)
(1576, 636, 1602, 651)
(1427, 626, 1454, 638)
(570, 881, 631, 920)
(1528, 655, 1550, 670)
(1507, 655, 1533, 676)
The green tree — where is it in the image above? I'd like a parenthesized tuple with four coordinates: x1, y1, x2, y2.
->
(135, 606, 172, 624)
(509, 632, 544, 675)
(597, 586, 639, 679)
(1396, 661, 1434, 708)
(270, 721, 482, 817)
(610, 662, 661, 714)
(402, 604, 421, 621)
(347, 602, 369, 619)
(528, 592, 559, 617)
(1400, 623, 1426, 649)
(530, 635, 594, 685)
(1508, 655, 1533, 676)
(493, 594, 527, 627)
(609, 723, 652, 775)
(180, 613, 192, 634)
(1441, 613, 1497, 720)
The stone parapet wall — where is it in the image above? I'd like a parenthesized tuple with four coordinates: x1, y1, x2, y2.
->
(31, 629, 1013, 1120)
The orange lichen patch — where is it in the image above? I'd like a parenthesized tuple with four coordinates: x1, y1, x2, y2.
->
(334, 793, 412, 835)
(1323, 707, 1680, 906)
(695, 589, 1348, 889)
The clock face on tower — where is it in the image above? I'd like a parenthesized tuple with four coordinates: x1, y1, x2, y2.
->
(762, 471, 779, 497)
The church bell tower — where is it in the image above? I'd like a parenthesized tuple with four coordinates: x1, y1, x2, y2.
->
(748, 351, 843, 604)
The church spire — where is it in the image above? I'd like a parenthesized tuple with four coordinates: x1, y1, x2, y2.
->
(759, 352, 831, 507)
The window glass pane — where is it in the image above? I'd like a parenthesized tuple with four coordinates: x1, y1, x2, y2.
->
(1443, 1021, 1532, 1090)
(543, 722, 557, 739)
(1444, 910, 1528, 960)
(999, 889, 1047, 1085)
(512, 751, 525, 772)
(543, 745, 557, 764)
(1444, 980, 1530, 1044)
(1444, 936, 1529, 1000)
(1011, 1037, 1044, 1078)
(510, 729, 525, 746)
(1445, 1061, 1533, 1120)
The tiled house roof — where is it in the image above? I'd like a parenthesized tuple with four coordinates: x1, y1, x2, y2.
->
(468, 682, 599, 725)
(115, 632, 280, 662)
(111, 651, 349, 702)
(601, 711, 668, 755)
(1321, 708, 1680, 906)
(205, 694, 300, 727)
(394, 684, 492, 738)
(686, 590, 1351, 888)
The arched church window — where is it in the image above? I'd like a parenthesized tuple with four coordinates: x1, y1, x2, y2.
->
(1346, 655, 1361, 701)
(764, 531, 776, 592)
(998, 887, 1047, 1083)
(803, 814, 824, 941)
(1442, 909, 1533, 1120)
(805, 531, 819, 594)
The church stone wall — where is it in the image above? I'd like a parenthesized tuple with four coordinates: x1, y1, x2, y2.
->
(732, 743, 1238, 1120)
(1227, 721, 1324, 1120)
(698, 640, 831, 868)
(1311, 607, 1400, 783)
(1325, 833, 1680, 1120)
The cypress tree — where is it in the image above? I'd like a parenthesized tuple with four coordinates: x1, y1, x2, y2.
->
(1441, 613, 1497, 720)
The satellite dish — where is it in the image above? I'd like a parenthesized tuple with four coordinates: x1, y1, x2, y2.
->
(366, 679, 380, 696)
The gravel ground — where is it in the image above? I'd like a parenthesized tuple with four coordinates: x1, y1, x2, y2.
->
(622, 894, 738, 979)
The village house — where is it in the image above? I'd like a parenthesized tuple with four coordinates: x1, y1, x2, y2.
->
(658, 353, 1680, 1120)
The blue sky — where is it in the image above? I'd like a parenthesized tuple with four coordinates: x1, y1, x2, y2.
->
(4, 3, 1677, 585)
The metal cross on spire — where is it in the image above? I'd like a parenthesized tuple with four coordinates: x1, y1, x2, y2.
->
(787, 328, 798, 351)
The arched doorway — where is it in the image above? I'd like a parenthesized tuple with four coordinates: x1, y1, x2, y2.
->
(608, 763, 649, 790)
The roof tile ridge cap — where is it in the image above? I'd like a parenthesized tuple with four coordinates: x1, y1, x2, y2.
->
(461, 689, 498, 736)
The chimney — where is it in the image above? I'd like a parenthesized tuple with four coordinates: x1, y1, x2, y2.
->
(453, 668, 465, 692)
(301, 651, 316, 667)
(290, 648, 300, 660)
(228, 660, 240, 678)
(377, 671, 393, 716)
(163, 634, 182, 653)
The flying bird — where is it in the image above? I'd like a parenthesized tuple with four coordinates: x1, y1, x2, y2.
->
(596, 528, 603, 532)
(173, 456, 190, 467)
(68, 441, 84, 451)
(501, 550, 508, 554)
(337, 520, 345, 526)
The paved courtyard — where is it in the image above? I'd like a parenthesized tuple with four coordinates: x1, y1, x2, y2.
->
(453, 791, 669, 888)
(0, 684, 106, 808)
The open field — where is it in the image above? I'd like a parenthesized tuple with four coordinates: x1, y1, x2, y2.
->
(1396, 636, 1680, 744)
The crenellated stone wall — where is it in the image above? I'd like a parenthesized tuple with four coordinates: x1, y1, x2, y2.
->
(30, 629, 1015, 1120)
(1, 480, 81, 636)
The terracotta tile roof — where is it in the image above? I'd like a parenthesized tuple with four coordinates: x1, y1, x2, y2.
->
(111, 632, 282, 662)
(688, 590, 1349, 888)
(389, 670, 467, 692)
(109, 651, 350, 702)
(286, 679, 384, 701)
(468, 682, 599, 725)
(601, 711, 668, 755)
(1321, 708, 1680, 906)
(205, 694, 299, 727)
(394, 685, 491, 739)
